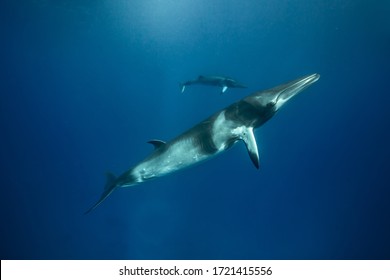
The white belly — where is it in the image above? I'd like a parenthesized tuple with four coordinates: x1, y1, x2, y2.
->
(129, 111, 242, 184)
(131, 138, 211, 182)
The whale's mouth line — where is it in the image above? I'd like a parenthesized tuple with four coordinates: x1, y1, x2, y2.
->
(275, 73, 320, 105)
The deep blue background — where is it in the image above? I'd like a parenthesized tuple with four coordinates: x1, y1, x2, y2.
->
(1, 0, 389, 259)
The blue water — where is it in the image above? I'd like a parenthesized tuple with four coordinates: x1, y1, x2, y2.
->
(1, 0, 389, 260)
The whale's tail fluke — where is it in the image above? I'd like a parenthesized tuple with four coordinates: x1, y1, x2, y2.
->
(84, 172, 118, 214)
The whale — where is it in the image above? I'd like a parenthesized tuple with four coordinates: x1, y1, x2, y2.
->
(85, 74, 320, 213)
(180, 75, 247, 94)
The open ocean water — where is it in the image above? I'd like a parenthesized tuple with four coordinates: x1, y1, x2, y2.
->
(1, 0, 389, 259)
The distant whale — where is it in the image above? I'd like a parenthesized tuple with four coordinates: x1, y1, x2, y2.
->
(180, 75, 247, 94)
(85, 74, 320, 213)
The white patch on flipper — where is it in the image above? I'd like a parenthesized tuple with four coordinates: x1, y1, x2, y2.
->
(241, 127, 259, 168)
(212, 112, 259, 168)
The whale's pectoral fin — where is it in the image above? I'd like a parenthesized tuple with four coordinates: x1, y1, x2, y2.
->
(241, 127, 260, 169)
(85, 172, 118, 214)
(147, 139, 166, 150)
(221, 86, 228, 94)
(180, 83, 186, 93)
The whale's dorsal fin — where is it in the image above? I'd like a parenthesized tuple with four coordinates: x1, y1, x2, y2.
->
(241, 127, 259, 169)
(147, 139, 166, 149)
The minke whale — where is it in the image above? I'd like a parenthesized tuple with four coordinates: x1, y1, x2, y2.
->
(180, 75, 247, 94)
(85, 74, 320, 213)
